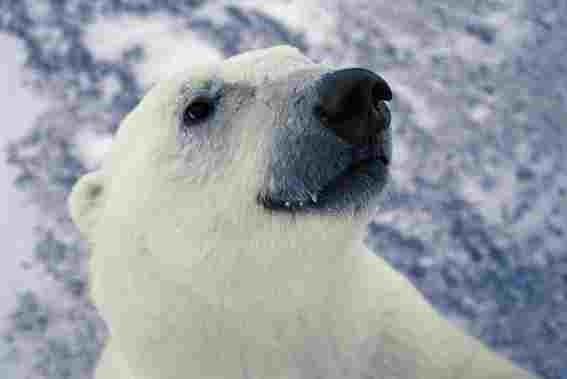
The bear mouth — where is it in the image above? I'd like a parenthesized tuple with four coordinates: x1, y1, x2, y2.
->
(257, 144, 389, 215)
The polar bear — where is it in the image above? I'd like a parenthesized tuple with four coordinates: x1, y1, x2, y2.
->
(68, 46, 539, 379)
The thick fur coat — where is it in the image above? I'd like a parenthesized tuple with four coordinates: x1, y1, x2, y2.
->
(68, 46, 539, 379)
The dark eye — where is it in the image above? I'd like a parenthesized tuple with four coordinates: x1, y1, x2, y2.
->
(182, 98, 215, 127)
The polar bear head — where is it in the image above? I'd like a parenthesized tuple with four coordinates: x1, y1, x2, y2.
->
(69, 44, 393, 270)
(67, 45, 393, 377)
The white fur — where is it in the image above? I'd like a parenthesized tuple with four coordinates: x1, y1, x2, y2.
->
(68, 46, 538, 379)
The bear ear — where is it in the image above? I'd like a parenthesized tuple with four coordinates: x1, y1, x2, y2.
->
(68, 170, 106, 237)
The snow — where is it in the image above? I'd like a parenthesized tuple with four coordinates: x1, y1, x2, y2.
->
(388, 78, 440, 131)
(1, 1, 565, 378)
(83, 13, 223, 88)
(241, 0, 337, 47)
(469, 104, 492, 124)
(459, 172, 517, 224)
(71, 130, 113, 171)
(0, 32, 48, 374)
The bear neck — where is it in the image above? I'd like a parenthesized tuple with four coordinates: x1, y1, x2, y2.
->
(138, 206, 371, 311)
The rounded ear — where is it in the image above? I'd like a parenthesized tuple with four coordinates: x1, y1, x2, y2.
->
(68, 170, 106, 238)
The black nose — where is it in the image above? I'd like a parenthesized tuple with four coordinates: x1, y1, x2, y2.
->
(314, 68, 392, 146)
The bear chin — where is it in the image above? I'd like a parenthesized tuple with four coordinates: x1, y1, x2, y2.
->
(257, 156, 389, 216)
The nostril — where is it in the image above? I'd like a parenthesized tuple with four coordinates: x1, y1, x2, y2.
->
(314, 92, 363, 125)
(374, 100, 391, 130)
(371, 81, 392, 102)
(315, 68, 392, 145)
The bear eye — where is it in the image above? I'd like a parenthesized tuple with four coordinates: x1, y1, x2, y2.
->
(182, 97, 215, 127)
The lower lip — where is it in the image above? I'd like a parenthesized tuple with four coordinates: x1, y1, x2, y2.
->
(352, 145, 389, 167)
(259, 156, 389, 212)
(350, 155, 389, 171)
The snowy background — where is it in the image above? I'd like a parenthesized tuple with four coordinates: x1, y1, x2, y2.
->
(0, 1, 565, 378)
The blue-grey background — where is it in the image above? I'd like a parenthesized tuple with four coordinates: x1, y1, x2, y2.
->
(0, 1, 565, 378)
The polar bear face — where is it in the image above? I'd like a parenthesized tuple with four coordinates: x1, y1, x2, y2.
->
(68, 45, 394, 378)
(69, 45, 393, 274)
